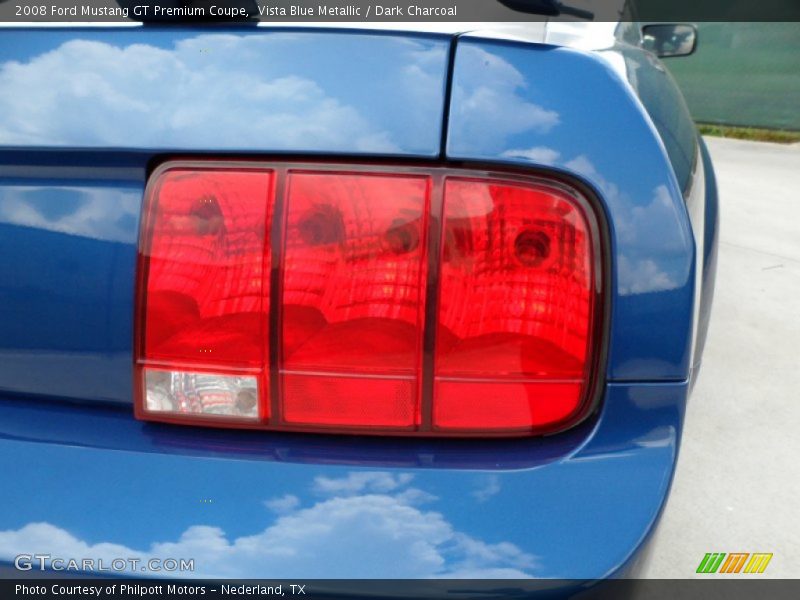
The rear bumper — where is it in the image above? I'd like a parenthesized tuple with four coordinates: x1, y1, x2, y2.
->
(0, 381, 686, 582)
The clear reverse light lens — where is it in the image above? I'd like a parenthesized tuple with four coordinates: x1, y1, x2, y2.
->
(144, 368, 259, 420)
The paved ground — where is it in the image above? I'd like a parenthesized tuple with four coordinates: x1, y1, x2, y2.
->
(643, 137, 800, 578)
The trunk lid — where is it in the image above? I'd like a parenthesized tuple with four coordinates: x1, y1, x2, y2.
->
(0, 27, 451, 405)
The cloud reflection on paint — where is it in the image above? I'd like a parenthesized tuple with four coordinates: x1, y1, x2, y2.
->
(449, 45, 560, 154)
(0, 472, 537, 578)
(495, 149, 690, 295)
(0, 33, 447, 154)
(564, 155, 690, 294)
(0, 185, 140, 243)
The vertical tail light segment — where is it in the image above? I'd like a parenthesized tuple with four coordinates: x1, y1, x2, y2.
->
(136, 162, 602, 436)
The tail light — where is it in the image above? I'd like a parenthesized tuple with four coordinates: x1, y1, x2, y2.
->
(136, 162, 602, 436)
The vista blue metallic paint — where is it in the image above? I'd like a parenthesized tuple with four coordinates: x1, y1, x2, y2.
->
(692, 137, 719, 374)
(0, 28, 450, 156)
(0, 25, 715, 587)
(0, 381, 685, 579)
(0, 177, 142, 403)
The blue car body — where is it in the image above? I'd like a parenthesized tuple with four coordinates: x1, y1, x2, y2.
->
(0, 21, 717, 587)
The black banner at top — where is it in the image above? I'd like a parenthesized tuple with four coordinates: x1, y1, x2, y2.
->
(1, 0, 800, 23)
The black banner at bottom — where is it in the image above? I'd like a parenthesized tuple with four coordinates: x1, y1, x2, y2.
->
(2, 579, 800, 600)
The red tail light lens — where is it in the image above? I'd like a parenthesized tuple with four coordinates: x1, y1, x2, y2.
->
(136, 163, 601, 436)
(137, 167, 272, 422)
(434, 179, 595, 432)
(281, 173, 429, 428)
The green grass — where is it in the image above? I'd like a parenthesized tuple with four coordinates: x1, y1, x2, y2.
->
(697, 123, 800, 144)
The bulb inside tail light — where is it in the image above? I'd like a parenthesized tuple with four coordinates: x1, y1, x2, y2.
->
(280, 173, 430, 428)
(433, 178, 596, 432)
(136, 163, 600, 436)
